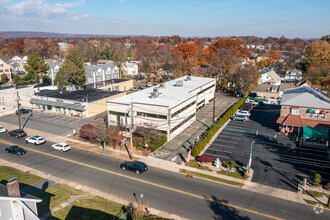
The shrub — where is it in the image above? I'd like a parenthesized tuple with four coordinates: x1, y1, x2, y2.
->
(313, 173, 321, 186)
(197, 154, 214, 163)
(79, 124, 95, 140)
(223, 160, 238, 169)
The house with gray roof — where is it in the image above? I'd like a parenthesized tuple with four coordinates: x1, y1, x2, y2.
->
(46, 62, 63, 85)
(85, 64, 120, 85)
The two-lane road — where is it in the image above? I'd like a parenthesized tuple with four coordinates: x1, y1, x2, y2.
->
(0, 134, 329, 220)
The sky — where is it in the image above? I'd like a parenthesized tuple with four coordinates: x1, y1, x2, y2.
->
(0, 0, 329, 38)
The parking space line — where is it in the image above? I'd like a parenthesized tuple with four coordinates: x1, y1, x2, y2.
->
(213, 139, 238, 144)
(210, 143, 236, 149)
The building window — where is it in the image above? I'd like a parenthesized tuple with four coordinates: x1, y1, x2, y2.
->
(5, 69, 9, 72)
(290, 108, 299, 115)
(137, 112, 167, 119)
(170, 113, 195, 134)
(0, 97, 5, 102)
(320, 114, 325, 119)
(313, 113, 318, 118)
(115, 86, 119, 91)
(171, 101, 196, 118)
(26, 92, 31, 97)
(0, 70, 3, 73)
(307, 113, 312, 118)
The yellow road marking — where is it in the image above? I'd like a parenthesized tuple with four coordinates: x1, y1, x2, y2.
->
(0, 138, 284, 220)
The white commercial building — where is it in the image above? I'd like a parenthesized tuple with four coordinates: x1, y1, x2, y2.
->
(107, 76, 215, 141)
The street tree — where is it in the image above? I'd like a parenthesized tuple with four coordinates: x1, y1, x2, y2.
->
(13, 74, 20, 85)
(24, 52, 49, 84)
(0, 73, 9, 84)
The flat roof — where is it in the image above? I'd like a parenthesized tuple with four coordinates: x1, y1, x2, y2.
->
(107, 76, 215, 108)
(35, 89, 123, 102)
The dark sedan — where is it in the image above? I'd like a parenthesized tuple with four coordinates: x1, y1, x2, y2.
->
(120, 161, 148, 174)
(8, 129, 27, 138)
(6, 145, 26, 156)
(16, 108, 32, 115)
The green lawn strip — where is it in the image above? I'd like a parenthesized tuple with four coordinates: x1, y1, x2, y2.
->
(216, 170, 246, 180)
(185, 160, 212, 171)
(0, 166, 43, 188)
(302, 190, 329, 198)
(34, 184, 85, 215)
(180, 169, 243, 187)
(52, 196, 163, 220)
(303, 199, 328, 208)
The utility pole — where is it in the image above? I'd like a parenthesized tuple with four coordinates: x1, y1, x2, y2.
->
(16, 91, 21, 129)
(129, 102, 134, 160)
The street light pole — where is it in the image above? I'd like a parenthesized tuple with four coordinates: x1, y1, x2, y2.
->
(247, 141, 255, 173)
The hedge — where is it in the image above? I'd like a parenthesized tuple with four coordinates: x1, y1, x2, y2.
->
(192, 97, 245, 157)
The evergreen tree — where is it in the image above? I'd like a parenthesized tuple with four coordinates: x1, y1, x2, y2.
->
(13, 74, 20, 85)
(60, 49, 86, 87)
(0, 73, 9, 84)
(24, 52, 49, 84)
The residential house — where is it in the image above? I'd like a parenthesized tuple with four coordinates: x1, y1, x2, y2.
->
(258, 70, 282, 85)
(0, 178, 42, 220)
(299, 80, 322, 90)
(107, 76, 215, 141)
(84, 78, 134, 92)
(30, 89, 125, 118)
(0, 57, 13, 82)
(251, 83, 293, 100)
(0, 86, 34, 116)
(121, 62, 139, 78)
(46, 62, 63, 85)
(85, 64, 120, 85)
(276, 87, 330, 148)
(282, 69, 303, 84)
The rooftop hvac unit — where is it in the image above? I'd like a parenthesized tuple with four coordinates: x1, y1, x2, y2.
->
(160, 83, 166, 88)
(153, 87, 159, 93)
(150, 91, 159, 99)
(176, 81, 183, 87)
(186, 76, 192, 80)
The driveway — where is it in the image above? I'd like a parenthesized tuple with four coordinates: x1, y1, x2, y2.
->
(151, 93, 239, 164)
(204, 104, 330, 191)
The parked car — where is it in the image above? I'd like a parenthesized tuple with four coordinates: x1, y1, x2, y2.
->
(8, 129, 27, 138)
(25, 136, 46, 145)
(231, 115, 249, 122)
(245, 99, 259, 106)
(235, 110, 250, 117)
(16, 108, 32, 115)
(0, 126, 7, 133)
(242, 103, 256, 109)
(51, 143, 71, 152)
(120, 161, 148, 174)
(6, 145, 26, 156)
(240, 105, 253, 111)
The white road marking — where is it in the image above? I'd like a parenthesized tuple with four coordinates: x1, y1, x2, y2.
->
(212, 139, 238, 144)
(171, 156, 177, 161)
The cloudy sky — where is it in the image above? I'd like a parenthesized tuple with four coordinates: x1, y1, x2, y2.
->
(0, 0, 329, 38)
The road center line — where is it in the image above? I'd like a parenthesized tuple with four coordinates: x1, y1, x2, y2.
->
(0, 138, 284, 220)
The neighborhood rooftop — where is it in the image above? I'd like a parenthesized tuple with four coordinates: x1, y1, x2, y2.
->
(35, 89, 123, 102)
(107, 76, 215, 108)
(84, 79, 128, 89)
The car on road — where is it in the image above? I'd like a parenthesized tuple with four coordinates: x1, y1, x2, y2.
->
(0, 126, 7, 133)
(8, 129, 27, 138)
(231, 115, 249, 121)
(6, 145, 26, 156)
(120, 161, 148, 174)
(25, 136, 46, 145)
(51, 143, 71, 152)
(235, 110, 250, 117)
(16, 108, 32, 115)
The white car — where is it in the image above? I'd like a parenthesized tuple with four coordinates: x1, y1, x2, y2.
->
(0, 126, 7, 133)
(245, 99, 259, 106)
(51, 143, 71, 152)
(25, 136, 46, 145)
(236, 110, 251, 117)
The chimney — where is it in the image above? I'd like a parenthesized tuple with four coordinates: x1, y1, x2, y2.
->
(7, 178, 21, 197)
(290, 83, 294, 88)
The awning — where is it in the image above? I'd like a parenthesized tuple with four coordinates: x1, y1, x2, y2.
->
(306, 109, 313, 113)
(303, 126, 329, 141)
(320, 110, 326, 114)
(314, 109, 320, 114)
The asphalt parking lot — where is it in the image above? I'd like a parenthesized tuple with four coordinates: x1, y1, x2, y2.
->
(0, 111, 99, 137)
(204, 104, 330, 191)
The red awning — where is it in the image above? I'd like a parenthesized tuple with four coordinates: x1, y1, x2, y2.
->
(320, 110, 326, 114)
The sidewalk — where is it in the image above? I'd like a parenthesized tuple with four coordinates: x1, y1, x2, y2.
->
(0, 121, 324, 208)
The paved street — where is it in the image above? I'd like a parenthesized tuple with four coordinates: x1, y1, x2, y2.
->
(151, 93, 239, 164)
(0, 134, 329, 220)
(204, 104, 330, 192)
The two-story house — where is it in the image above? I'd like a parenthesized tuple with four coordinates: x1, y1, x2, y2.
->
(46, 62, 63, 85)
(282, 69, 303, 84)
(0, 57, 13, 82)
(85, 64, 120, 86)
(276, 87, 330, 147)
(258, 70, 281, 85)
(121, 62, 138, 78)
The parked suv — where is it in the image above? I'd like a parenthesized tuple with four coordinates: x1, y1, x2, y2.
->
(8, 129, 27, 138)
(120, 161, 148, 174)
(16, 108, 32, 115)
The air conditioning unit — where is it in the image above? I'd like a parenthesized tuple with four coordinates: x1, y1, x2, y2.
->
(153, 87, 159, 93)
(187, 76, 191, 80)
(160, 83, 166, 88)
(150, 92, 159, 99)
(176, 81, 183, 87)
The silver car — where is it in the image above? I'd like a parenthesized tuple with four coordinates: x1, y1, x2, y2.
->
(26, 136, 46, 145)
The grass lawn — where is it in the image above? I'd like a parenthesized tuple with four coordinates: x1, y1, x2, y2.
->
(34, 184, 85, 215)
(302, 190, 329, 198)
(304, 199, 328, 208)
(0, 166, 43, 189)
(180, 169, 243, 187)
(185, 160, 212, 171)
(217, 170, 246, 180)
